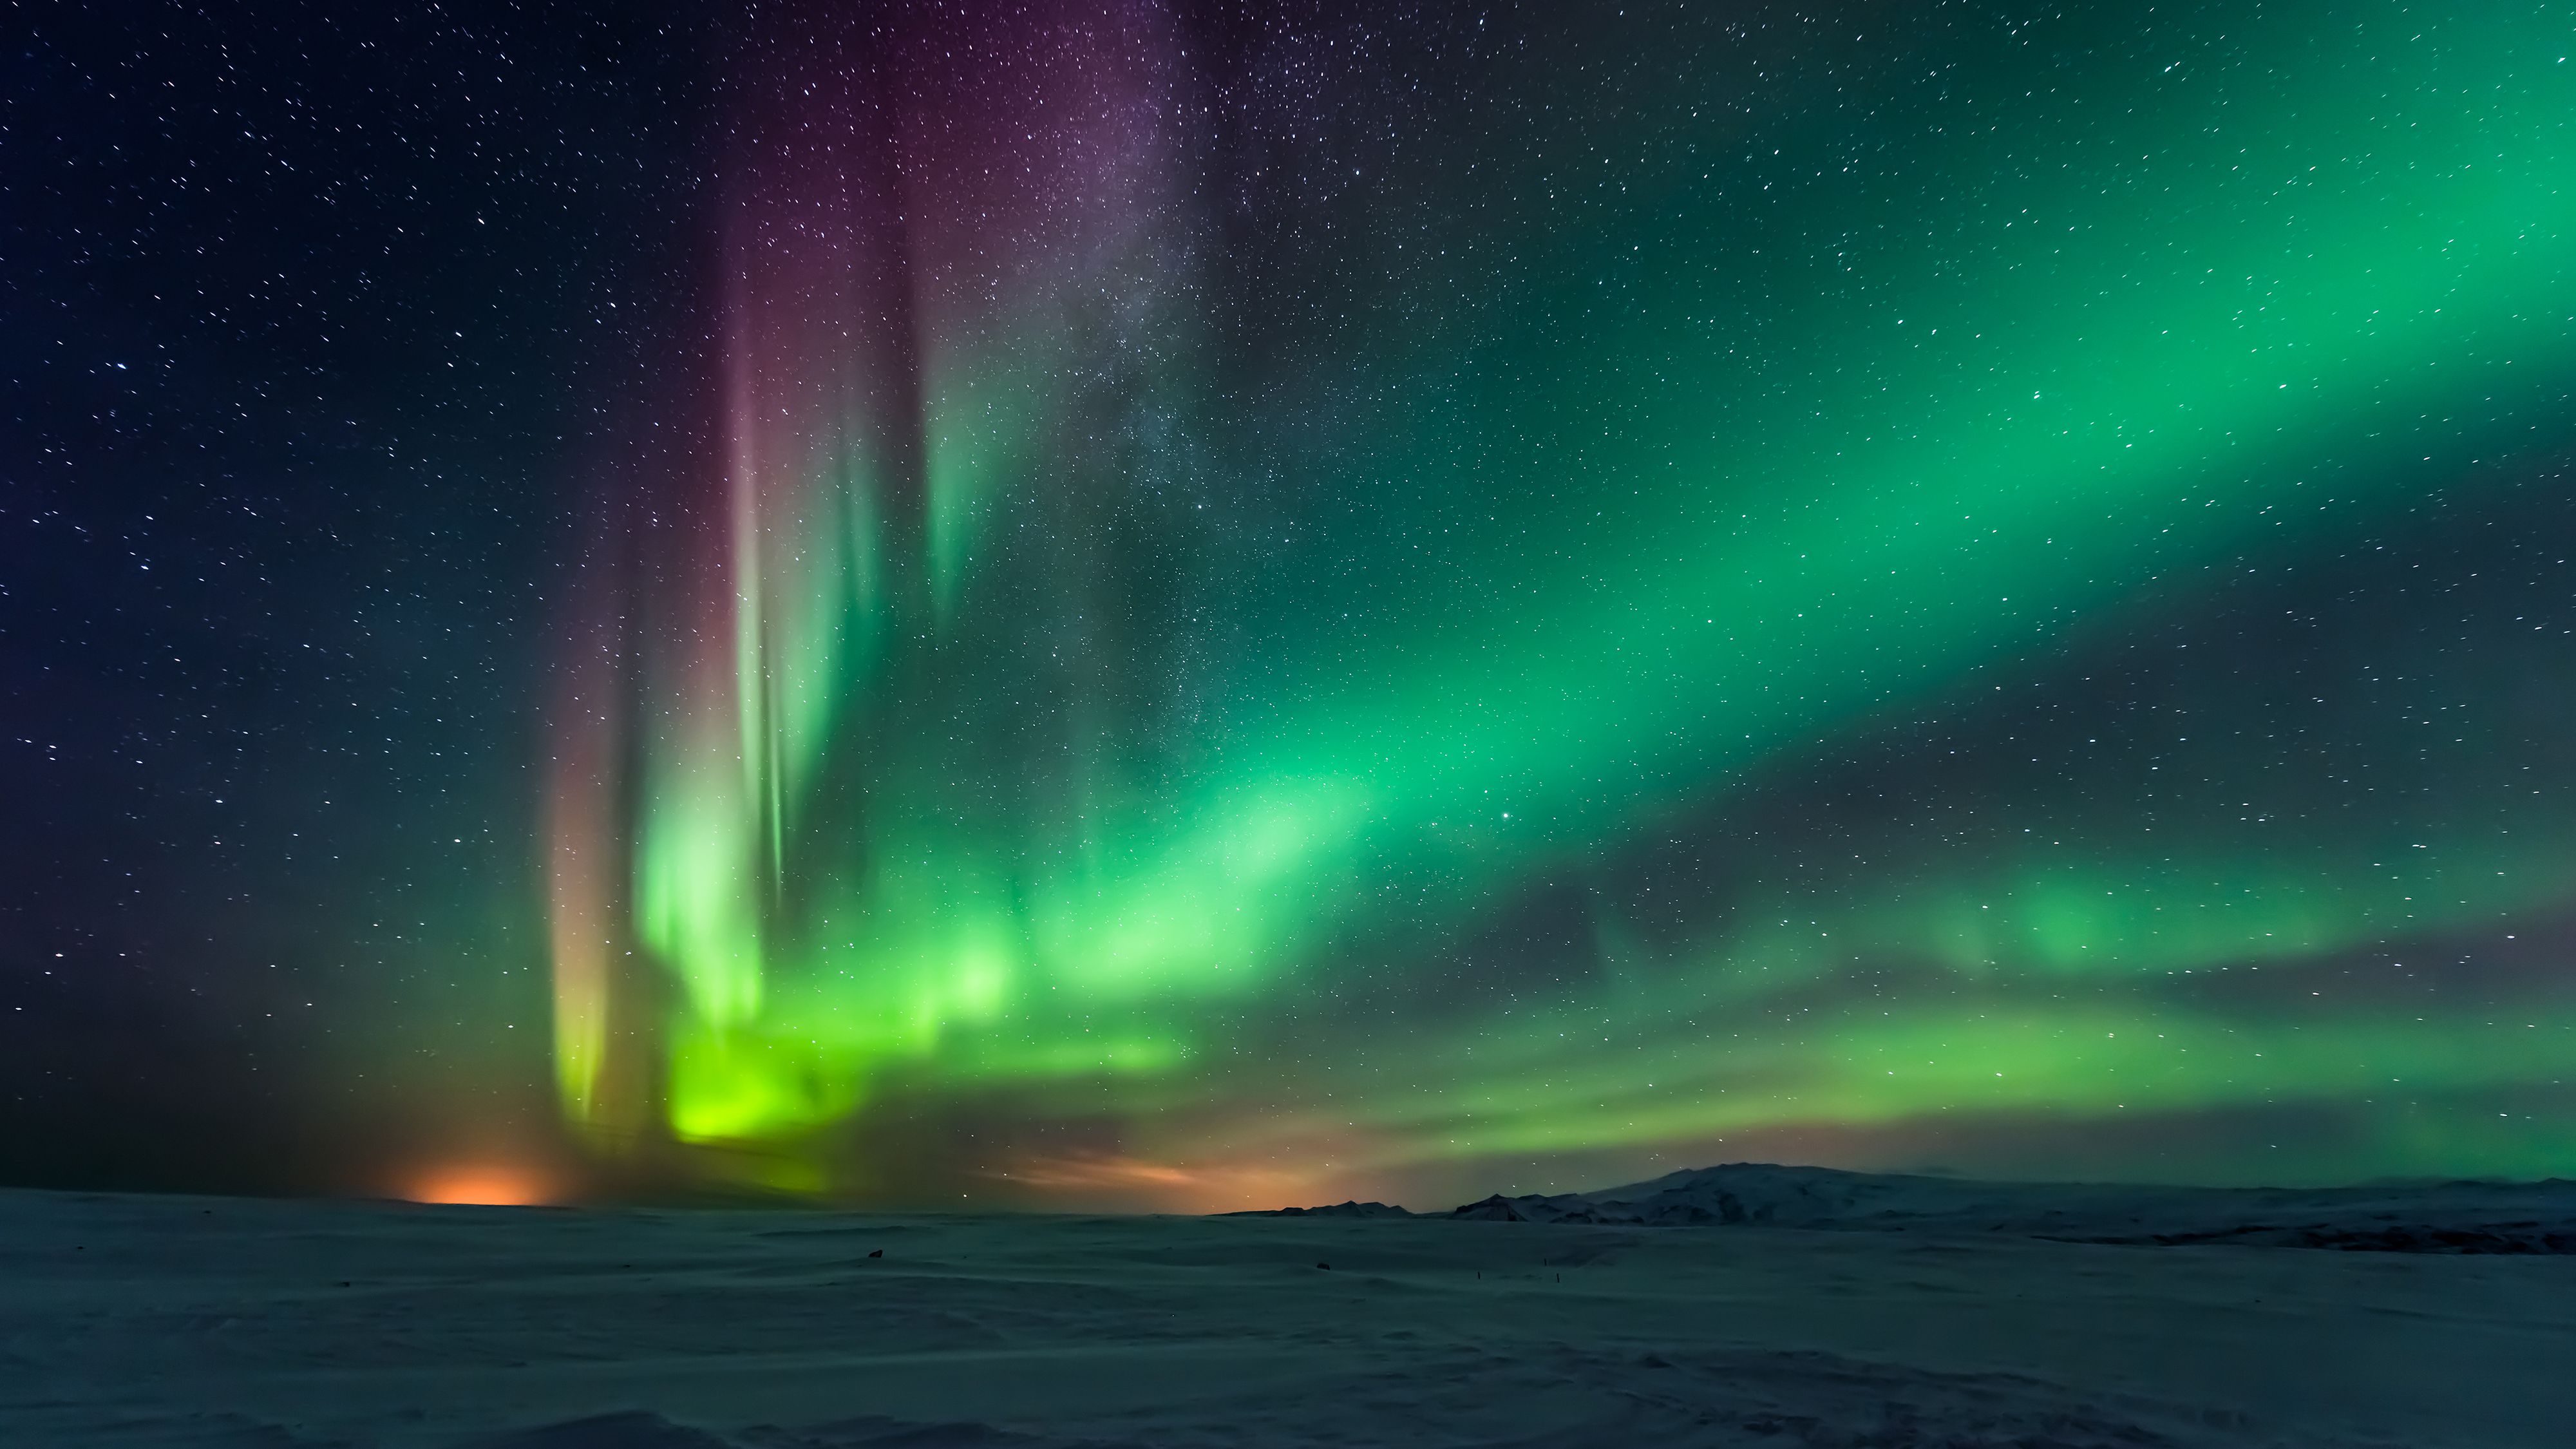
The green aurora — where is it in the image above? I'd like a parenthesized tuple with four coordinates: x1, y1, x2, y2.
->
(550, 0, 2576, 1205)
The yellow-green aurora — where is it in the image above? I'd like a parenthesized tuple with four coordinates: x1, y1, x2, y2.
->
(550, 0, 2576, 1206)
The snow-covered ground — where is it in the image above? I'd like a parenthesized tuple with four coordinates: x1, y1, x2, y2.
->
(6, 1175, 2573, 1448)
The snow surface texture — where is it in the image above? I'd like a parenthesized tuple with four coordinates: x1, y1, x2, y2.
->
(6, 1173, 2574, 1449)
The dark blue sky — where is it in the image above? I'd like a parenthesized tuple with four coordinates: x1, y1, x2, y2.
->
(3, 0, 710, 1192)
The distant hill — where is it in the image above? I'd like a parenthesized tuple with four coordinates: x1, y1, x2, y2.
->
(1220, 1200, 1416, 1220)
(1241, 1164, 2576, 1251)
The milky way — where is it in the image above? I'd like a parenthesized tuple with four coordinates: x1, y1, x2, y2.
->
(545, 0, 2576, 1207)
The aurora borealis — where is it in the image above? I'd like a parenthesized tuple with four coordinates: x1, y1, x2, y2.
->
(531, 0, 2576, 1207)
(11, 1, 2576, 1208)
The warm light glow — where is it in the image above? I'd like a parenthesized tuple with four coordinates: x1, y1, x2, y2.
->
(404, 1166, 553, 1207)
(994, 1152, 1332, 1216)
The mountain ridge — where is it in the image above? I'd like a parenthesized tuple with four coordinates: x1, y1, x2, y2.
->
(1232, 1162, 2576, 1251)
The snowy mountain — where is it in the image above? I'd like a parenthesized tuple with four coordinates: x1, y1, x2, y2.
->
(1431, 1163, 2576, 1250)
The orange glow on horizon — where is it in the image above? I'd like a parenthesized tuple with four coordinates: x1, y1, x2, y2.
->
(404, 1164, 555, 1207)
(994, 1151, 1333, 1214)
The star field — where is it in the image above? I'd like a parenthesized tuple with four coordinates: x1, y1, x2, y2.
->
(10, 0, 2576, 1208)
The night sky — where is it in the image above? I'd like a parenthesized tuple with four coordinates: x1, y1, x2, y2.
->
(11, 1, 2576, 1210)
